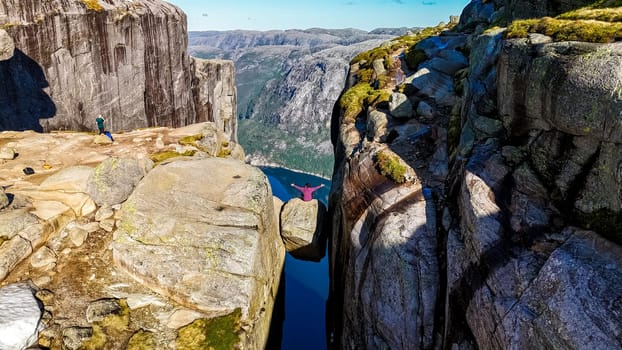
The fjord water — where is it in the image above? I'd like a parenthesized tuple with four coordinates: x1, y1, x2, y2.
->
(261, 166, 330, 350)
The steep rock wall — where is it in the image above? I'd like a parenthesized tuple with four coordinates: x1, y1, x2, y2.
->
(0, 0, 235, 137)
(328, 0, 622, 348)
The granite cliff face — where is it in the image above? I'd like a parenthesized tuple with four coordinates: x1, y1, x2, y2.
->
(328, 0, 622, 348)
(0, 0, 236, 136)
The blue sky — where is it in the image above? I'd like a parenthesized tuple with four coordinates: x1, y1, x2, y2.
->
(165, 0, 471, 31)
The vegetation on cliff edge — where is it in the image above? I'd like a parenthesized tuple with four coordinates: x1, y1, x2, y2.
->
(376, 150, 408, 183)
(339, 23, 453, 124)
(81, 0, 104, 12)
(176, 308, 242, 350)
(149, 150, 196, 165)
(506, 0, 622, 42)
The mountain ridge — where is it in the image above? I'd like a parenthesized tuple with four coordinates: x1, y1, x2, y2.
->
(188, 27, 421, 176)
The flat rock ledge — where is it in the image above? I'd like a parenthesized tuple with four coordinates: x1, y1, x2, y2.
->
(111, 157, 285, 349)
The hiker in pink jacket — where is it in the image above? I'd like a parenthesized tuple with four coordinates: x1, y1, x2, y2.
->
(291, 183, 325, 201)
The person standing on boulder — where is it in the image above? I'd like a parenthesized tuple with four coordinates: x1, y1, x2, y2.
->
(96, 115, 105, 135)
(291, 183, 324, 201)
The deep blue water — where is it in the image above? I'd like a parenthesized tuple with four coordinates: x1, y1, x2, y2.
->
(260, 166, 330, 350)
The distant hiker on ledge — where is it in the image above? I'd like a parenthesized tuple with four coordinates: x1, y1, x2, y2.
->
(291, 183, 325, 201)
(96, 115, 105, 135)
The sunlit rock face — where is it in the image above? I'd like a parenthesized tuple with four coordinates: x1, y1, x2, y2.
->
(112, 157, 285, 349)
(0, 123, 277, 349)
(328, 27, 460, 345)
(0, 0, 236, 135)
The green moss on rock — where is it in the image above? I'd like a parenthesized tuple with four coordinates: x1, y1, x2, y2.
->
(506, 17, 622, 42)
(176, 308, 242, 350)
(339, 83, 373, 121)
(81, 300, 131, 350)
(576, 208, 622, 244)
(405, 48, 428, 70)
(179, 134, 204, 147)
(376, 150, 408, 183)
(506, 1, 622, 43)
(127, 330, 157, 350)
(80, 0, 104, 11)
(149, 150, 196, 165)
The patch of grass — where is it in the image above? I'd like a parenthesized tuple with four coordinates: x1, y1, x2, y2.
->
(0, 23, 18, 30)
(351, 46, 392, 66)
(127, 330, 156, 350)
(356, 68, 374, 82)
(217, 148, 231, 157)
(591, 0, 622, 8)
(365, 89, 391, 106)
(506, 17, 622, 42)
(179, 134, 203, 147)
(80, 0, 104, 11)
(81, 300, 131, 350)
(339, 83, 373, 121)
(176, 308, 242, 350)
(404, 48, 428, 70)
(338, 82, 392, 123)
(375, 150, 407, 183)
(559, 7, 622, 21)
(576, 208, 622, 244)
(506, 1, 622, 43)
(149, 150, 196, 165)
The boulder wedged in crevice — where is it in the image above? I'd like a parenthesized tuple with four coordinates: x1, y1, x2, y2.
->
(280, 198, 327, 262)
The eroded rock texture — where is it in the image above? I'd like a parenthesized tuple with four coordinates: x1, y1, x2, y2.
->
(112, 158, 285, 349)
(0, 0, 236, 136)
(329, 1, 622, 349)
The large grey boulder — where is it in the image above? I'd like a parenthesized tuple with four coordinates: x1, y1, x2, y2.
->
(420, 55, 468, 76)
(112, 158, 285, 349)
(388, 92, 413, 119)
(0, 283, 42, 350)
(366, 109, 389, 142)
(86, 158, 147, 207)
(0, 209, 50, 281)
(497, 228, 622, 349)
(407, 67, 457, 108)
(498, 40, 622, 142)
(450, 142, 622, 348)
(455, 0, 495, 31)
(280, 198, 327, 261)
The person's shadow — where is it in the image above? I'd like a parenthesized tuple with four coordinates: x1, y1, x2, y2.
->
(0, 48, 56, 132)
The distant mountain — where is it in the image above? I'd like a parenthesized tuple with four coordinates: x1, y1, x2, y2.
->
(188, 28, 417, 176)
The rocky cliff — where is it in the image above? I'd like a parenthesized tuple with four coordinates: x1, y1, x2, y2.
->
(0, 123, 283, 349)
(328, 0, 622, 348)
(0, 0, 236, 137)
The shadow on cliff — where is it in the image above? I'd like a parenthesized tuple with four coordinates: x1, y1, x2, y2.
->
(0, 49, 56, 132)
(326, 106, 567, 348)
